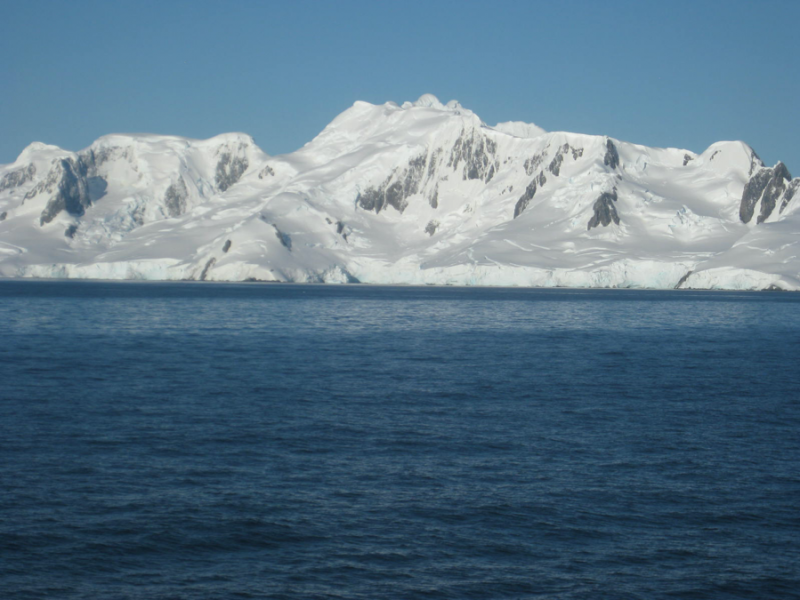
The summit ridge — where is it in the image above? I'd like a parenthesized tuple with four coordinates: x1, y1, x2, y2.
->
(1, 97, 799, 290)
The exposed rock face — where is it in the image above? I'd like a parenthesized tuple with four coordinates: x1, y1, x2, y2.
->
(273, 224, 291, 250)
(549, 152, 564, 177)
(741, 168, 774, 223)
(0, 164, 36, 192)
(448, 128, 498, 182)
(81, 146, 134, 173)
(514, 171, 548, 218)
(358, 154, 430, 213)
(27, 158, 92, 225)
(429, 184, 439, 208)
(588, 190, 620, 229)
(524, 152, 545, 176)
(335, 221, 349, 241)
(548, 143, 583, 176)
(357, 129, 575, 217)
(200, 257, 216, 281)
(215, 152, 249, 192)
(256, 214, 292, 249)
(0, 211, 7, 221)
(164, 177, 189, 217)
(675, 270, 693, 289)
(427, 148, 442, 179)
(7, 98, 800, 291)
(23, 162, 66, 202)
(749, 151, 765, 176)
(514, 179, 538, 218)
(740, 163, 793, 224)
(781, 179, 799, 214)
(758, 163, 793, 223)
(604, 139, 620, 170)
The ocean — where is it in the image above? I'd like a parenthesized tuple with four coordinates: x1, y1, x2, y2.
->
(1, 280, 799, 599)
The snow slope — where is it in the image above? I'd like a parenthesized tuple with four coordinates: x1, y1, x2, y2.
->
(2, 95, 799, 290)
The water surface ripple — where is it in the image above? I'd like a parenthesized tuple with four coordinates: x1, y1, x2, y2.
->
(1, 281, 799, 599)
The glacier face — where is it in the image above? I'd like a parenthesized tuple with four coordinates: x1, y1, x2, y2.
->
(2, 95, 800, 290)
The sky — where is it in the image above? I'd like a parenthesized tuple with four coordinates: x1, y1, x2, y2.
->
(2, 0, 799, 170)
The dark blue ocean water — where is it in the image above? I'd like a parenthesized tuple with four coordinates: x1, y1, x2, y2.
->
(1, 281, 799, 599)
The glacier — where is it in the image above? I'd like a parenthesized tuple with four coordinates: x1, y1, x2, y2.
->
(2, 94, 799, 290)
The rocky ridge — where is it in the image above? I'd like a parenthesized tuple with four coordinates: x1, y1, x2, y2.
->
(1, 95, 799, 290)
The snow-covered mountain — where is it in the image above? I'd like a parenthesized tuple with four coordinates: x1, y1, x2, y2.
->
(2, 94, 799, 290)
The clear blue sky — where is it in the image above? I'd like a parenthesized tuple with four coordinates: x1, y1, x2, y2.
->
(3, 0, 799, 171)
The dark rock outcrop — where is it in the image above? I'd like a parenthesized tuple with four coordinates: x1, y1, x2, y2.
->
(740, 163, 793, 224)
(0, 164, 36, 192)
(273, 225, 291, 250)
(215, 153, 248, 192)
(358, 131, 498, 214)
(758, 163, 793, 223)
(548, 143, 584, 177)
(429, 184, 439, 208)
(258, 214, 291, 250)
(548, 153, 563, 177)
(780, 179, 799, 214)
(358, 154, 430, 213)
(740, 168, 773, 223)
(514, 179, 538, 218)
(448, 129, 498, 182)
(603, 139, 620, 170)
(524, 152, 545, 176)
(425, 220, 439, 236)
(587, 190, 620, 229)
(335, 221, 349, 241)
(29, 158, 92, 225)
(222, 239, 232, 253)
(675, 271, 693, 289)
(200, 257, 216, 281)
(514, 170, 549, 219)
(80, 146, 133, 173)
(427, 149, 442, 178)
(749, 150, 765, 176)
(164, 177, 189, 217)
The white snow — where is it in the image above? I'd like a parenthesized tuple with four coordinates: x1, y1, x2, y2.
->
(1, 96, 799, 290)
(493, 121, 547, 139)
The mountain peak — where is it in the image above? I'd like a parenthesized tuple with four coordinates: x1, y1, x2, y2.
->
(15, 141, 70, 164)
(3, 99, 800, 291)
(400, 94, 466, 114)
(411, 93, 443, 109)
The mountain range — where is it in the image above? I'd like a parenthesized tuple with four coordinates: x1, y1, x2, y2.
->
(1, 94, 798, 290)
